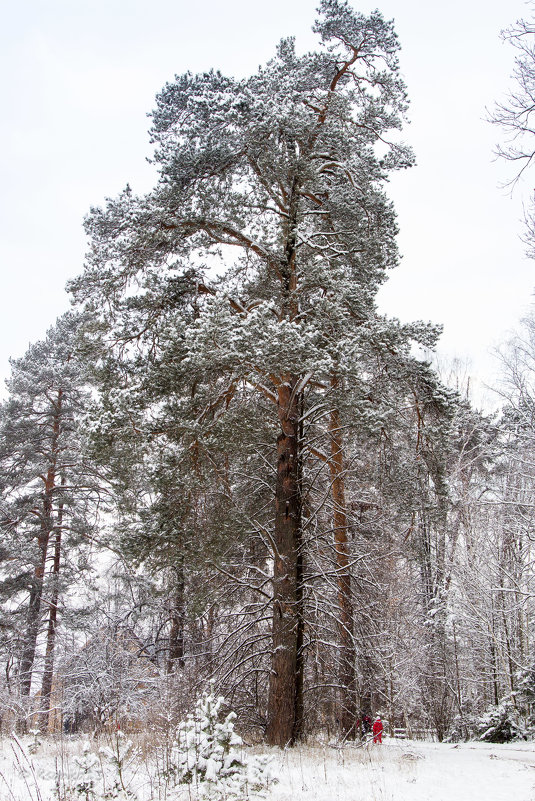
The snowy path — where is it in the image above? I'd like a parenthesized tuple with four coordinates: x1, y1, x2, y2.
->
(268, 739, 535, 801)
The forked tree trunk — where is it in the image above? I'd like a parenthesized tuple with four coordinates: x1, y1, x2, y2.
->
(328, 387, 357, 738)
(266, 379, 302, 747)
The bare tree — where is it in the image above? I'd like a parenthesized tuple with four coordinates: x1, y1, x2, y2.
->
(491, 10, 535, 255)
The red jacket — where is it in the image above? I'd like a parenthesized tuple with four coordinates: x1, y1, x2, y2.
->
(373, 718, 383, 735)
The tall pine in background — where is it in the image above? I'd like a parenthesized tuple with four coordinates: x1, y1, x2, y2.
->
(0, 313, 105, 730)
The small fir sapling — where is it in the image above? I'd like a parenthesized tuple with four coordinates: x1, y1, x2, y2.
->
(27, 729, 42, 754)
(173, 685, 274, 798)
(99, 731, 138, 800)
(65, 742, 101, 801)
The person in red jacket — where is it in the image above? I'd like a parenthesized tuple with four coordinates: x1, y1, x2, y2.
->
(372, 714, 383, 744)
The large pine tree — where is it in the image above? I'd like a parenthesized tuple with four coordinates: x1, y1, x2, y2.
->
(70, 0, 445, 745)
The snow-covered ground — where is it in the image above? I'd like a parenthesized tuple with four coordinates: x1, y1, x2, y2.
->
(1, 734, 534, 801)
(269, 739, 535, 801)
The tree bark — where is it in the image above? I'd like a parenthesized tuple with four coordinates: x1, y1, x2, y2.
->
(19, 390, 63, 715)
(293, 390, 306, 741)
(328, 389, 357, 738)
(19, 527, 50, 701)
(266, 379, 301, 747)
(39, 488, 64, 731)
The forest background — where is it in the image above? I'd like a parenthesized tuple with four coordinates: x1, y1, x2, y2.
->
(1, 0, 535, 752)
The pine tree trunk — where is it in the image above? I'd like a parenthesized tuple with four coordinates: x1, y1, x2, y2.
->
(328, 393, 357, 738)
(19, 391, 62, 713)
(266, 379, 301, 747)
(39, 481, 65, 731)
(293, 391, 306, 741)
(19, 527, 49, 701)
(39, 521, 62, 730)
(293, 544, 305, 740)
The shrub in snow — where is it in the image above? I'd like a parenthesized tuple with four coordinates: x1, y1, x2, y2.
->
(171, 685, 274, 799)
(477, 702, 527, 743)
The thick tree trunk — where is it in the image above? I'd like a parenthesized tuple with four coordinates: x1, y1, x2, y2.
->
(266, 379, 301, 747)
(328, 394, 357, 738)
(293, 390, 306, 741)
(39, 495, 63, 731)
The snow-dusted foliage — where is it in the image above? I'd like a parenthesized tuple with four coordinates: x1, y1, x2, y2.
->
(171, 686, 274, 798)
(517, 661, 535, 730)
(477, 702, 527, 744)
(98, 732, 139, 799)
(27, 728, 42, 754)
(9, 0, 525, 748)
(61, 622, 160, 734)
(64, 741, 102, 800)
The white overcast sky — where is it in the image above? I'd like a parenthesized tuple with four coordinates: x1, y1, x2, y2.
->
(1, 0, 534, 407)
